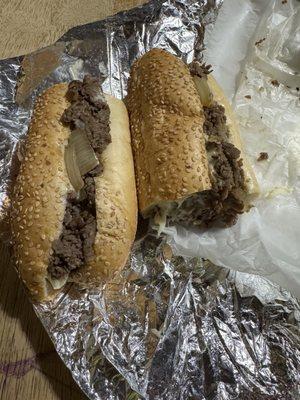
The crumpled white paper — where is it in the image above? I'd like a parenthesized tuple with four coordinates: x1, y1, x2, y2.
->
(165, 0, 300, 297)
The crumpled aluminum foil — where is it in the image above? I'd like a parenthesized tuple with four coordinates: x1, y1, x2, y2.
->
(0, 0, 299, 399)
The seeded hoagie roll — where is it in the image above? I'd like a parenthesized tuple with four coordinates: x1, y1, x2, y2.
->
(10, 76, 137, 301)
(126, 49, 259, 231)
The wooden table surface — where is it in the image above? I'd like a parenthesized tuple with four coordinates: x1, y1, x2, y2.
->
(0, 243, 87, 400)
(0, 1, 146, 399)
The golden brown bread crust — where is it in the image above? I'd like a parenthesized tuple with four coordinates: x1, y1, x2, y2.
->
(127, 49, 259, 217)
(10, 85, 137, 301)
(10, 83, 72, 301)
(126, 48, 211, 215)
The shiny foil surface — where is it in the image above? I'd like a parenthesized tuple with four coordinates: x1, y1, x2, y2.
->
(0, 1, 299, 399)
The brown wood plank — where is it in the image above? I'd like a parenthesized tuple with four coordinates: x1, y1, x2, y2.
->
(0, 0, 147, 60)
(0, 243, 87, 399)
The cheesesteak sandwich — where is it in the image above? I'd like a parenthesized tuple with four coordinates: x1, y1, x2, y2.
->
(126, 49, 259, 232)
(10, 76, 137, 301)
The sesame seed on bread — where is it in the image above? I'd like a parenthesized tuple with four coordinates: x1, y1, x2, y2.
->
(10, 86, 137, 301)
(126, 48, 211, 215)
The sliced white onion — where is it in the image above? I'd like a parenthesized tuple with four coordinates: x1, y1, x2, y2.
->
(193, 75, 213, 107)
(46, 273, 68, 290)
(65, 142, 84, 192)
(69, 129, 99, 175)
(153, 202, 176, 237)
(154, 209, 168, 237)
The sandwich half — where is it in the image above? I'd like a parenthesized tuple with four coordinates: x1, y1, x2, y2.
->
(126, 48, 259, 232)
(11, 76, 137, 301)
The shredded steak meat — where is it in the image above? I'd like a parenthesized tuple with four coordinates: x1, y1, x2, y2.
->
(47, 76, 111, 280)
(169, 62, 246, 228)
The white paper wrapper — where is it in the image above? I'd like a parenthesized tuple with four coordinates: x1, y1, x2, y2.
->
(165, 0, 300, 297)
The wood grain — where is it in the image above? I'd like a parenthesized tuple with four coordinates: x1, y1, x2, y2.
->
(0, 0, 147, 60)
(0, 243, 87, 399)
(0, 1, 146, 399)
